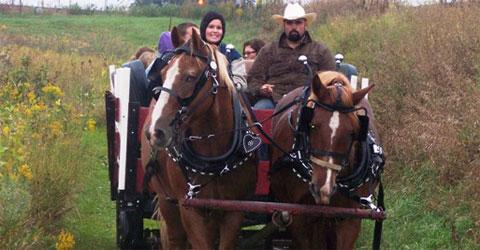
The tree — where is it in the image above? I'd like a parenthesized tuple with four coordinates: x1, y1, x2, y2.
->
(131, 0, 165, 7)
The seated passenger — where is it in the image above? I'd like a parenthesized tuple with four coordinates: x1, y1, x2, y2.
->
(243, 38, 265, 60)
(247, 3, 335, 109)
(243, 38, 265, 74)
(157, 31, 173, 54)
(200, 11, 247, 90)
(128, 46, 155, 62)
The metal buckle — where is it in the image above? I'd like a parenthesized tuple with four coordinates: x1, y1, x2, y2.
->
(186, 183, 201, 199)
(220, 165, 230, 176)
(373, 144, 383, 154)
(360, 194, 379, 211)
(187, 135, 202, 142)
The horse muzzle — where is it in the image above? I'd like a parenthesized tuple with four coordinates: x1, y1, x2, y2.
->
(148, 126, 173, 150)
(310, 181, 337, 205)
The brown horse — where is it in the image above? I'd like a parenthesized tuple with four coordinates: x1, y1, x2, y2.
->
(270, 71, 381, 249)
(141, 27, 258, 249)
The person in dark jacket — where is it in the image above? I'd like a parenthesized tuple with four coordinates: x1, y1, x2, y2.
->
(200, 11, 247, 89)
(247, 3, 336, 109)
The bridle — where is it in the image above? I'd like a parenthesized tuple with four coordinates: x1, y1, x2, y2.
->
(153, 41, 220, 133)
(149, 41, 261, 199)
(291, 83, 363, 175)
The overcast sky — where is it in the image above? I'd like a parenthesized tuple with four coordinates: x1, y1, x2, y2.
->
(2, 0, 434, 10)
(1, 0, 135, 9)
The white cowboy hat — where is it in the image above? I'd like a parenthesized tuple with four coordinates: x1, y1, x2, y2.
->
(272, 3, 316, 25)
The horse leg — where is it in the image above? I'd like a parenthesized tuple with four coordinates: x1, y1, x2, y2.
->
(288, 216, 327, 250)
(333, 218, 361, 250)
(158, 199, 188, 250)
(178, 206, 217, 249)
(218, 211, 245, 250)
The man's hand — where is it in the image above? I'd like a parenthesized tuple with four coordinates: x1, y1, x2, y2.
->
(258, 84, 274, 97)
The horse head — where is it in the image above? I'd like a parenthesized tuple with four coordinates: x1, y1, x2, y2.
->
(306, 71, 374, 204)
(146, 26, 232, 150)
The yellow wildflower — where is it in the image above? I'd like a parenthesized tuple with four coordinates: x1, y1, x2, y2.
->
(32, 104, 41, 112)
(38, 102, 47, 111)
(0, 24, 6, 30)
(61, 39, 70, 46)
(28, 91, 36, 104)
(10, 88, 19, 97)
(236, 8, 243, 16)
(24, 108, 33, 116)
(19, 164, 33, 181)
(13, 108, 19, 113)
(17, 147, 24, 155)
(2, 126, 9, 134)
(87, 119, 96, 132)
(23, 82, 31, 88)
(50, 121, 63, 136)
(55, 230, 75, 250)
(9, 172, 18, 181)
(56, 99, 61, 106)
(42, 85, 64, 96)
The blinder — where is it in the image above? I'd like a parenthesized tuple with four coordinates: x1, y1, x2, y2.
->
(147, 50, 176, 94)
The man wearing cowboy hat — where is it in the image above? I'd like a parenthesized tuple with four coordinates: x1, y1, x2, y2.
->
(247, 3, 335, 109)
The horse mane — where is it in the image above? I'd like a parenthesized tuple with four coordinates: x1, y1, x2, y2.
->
(207, 43, 236, 93)
(186, 42, 236, 93)
(310, 71, 360, 132)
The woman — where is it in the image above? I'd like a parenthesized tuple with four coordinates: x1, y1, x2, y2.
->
(200, 11, 247, 90)
(243, 39, 265, 60)
(157, 31, 173, 54)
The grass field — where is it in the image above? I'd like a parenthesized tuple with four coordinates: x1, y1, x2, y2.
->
(1, 3, 479, 249)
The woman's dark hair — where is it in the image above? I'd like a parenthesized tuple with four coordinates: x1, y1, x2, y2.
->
(177, 22, 198, 38)
(243, 39, 266, 54)
(200, 11, 226, 45)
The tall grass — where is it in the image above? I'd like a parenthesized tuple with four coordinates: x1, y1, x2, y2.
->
(0, 37, 108, 248)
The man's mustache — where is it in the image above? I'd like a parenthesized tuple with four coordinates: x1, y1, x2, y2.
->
(289, 30, 299, 35)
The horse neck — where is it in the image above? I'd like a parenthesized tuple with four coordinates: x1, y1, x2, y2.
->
(188, 85, 235, 156)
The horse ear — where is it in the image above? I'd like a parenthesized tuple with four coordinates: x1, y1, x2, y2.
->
(171, 26, 185, 48)
(190, 28, 207, 54)
(311, 72, 328, 101)
(353, 84, 375, 105)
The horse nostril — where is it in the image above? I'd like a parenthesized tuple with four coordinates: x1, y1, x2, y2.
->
(145, 129, 151, 141)
(309, 183, 317, 195)
(331, 185, 337, 196)
(154, 128, 167, 146)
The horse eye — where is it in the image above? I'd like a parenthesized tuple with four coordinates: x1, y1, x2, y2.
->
(186, 75, 196, 82)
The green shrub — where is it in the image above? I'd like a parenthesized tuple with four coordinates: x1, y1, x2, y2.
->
(67, 4, 96, 15)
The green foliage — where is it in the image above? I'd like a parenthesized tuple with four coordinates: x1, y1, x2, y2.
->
(0, 37, 107, 249)
(131, 0, 166, 7)
(67, 3, 97, 15)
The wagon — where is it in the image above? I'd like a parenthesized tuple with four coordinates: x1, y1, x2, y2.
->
(105, 54, 385, 249)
